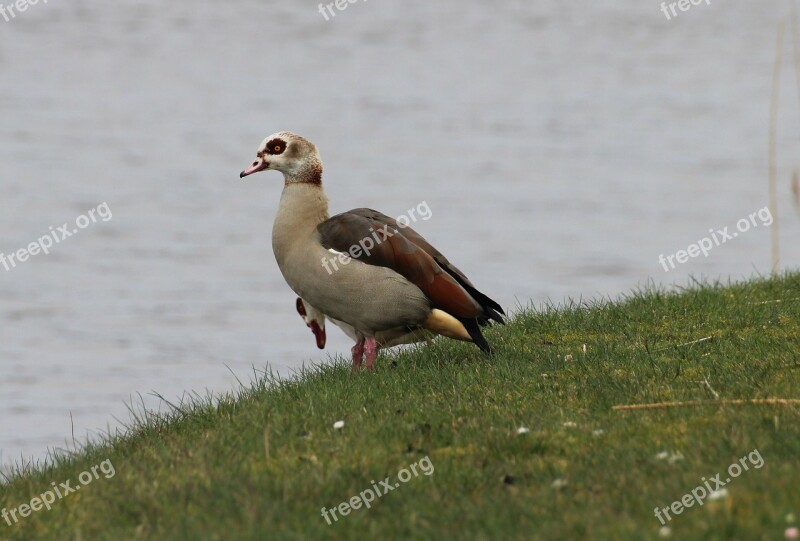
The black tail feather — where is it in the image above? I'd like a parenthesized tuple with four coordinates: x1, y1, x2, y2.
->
(436, 260, 505, 326)
(467, 289, 505, 319)
(461, 318, 494, 355)
(477, 307, 506, 327)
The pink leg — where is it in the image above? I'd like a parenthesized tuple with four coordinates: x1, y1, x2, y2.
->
(364, 337, 379, 371)
(351, 338, 365, 372)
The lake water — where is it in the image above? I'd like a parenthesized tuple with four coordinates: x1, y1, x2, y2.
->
(1, 0, 798, 470)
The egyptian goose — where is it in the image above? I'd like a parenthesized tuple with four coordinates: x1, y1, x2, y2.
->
(295, 297, 433, 350)
(240, 132, 504, 370)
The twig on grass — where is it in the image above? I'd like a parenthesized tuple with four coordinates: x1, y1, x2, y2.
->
(613, 398, 800, 411)
(654, 336, 713, 352)
(702, 376, 720, 400)
(747, 297, 800, 305)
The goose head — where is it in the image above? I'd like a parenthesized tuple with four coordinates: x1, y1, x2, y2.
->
(240, 131, 323, 184)
(296, 297, 327, 349)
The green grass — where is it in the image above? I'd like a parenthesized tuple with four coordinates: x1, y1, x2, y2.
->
(2, 273, 799, 541)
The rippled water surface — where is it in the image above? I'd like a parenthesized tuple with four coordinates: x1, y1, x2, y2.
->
(1, 0, 798, 468)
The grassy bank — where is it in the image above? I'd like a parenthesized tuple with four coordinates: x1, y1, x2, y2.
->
(1, 273, 799, 540)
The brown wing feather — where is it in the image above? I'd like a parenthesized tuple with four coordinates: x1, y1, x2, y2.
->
(317, 212, 483, 319)
(346, 209, 469, 279)
(345, 209, 505, 322)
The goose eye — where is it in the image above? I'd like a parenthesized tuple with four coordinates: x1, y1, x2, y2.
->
(265, 138, 286, 155)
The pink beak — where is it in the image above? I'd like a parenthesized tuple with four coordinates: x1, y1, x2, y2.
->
(310, 321, 326, 349)
(240, 157, 269, 178)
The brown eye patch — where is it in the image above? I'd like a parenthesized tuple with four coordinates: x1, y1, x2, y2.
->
(265, 138, 287, 155)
